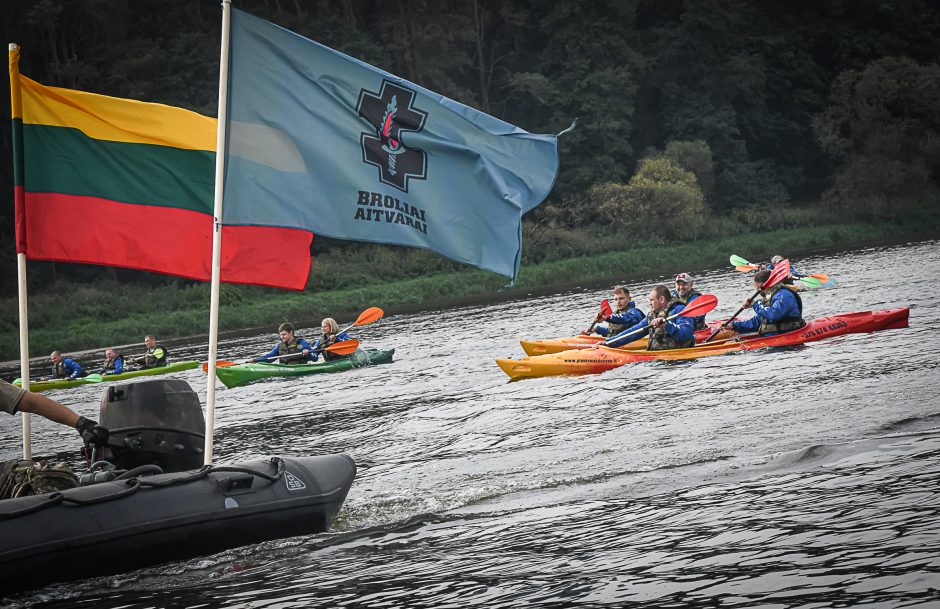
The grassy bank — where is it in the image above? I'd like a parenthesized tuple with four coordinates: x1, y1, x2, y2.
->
(2, 216, 938, 362)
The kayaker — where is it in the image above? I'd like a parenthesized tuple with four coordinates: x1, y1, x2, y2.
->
(50, 351, 85, 380)
(101, 348, 125, 375)
(250, 322, 314, 364)
(583, 286, 645, 337)
(312, 318, 352, 362)
(601, 285, 695, 350)
(134, 335, 168, 369)
(730, 269, 805, 336)
(766, 255, 805, 283)
(671, 273, 707, 330)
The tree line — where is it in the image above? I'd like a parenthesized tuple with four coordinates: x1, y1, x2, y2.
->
(2, 0, 938, 293)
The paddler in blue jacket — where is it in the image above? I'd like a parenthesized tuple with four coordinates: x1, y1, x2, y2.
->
(312, 318, 353, 362)
(602, 285, 696, 350)
(671, 272, 707, 331)
(766, 255, 806, 286)
(50, 351, 85, 380)
(731, 269, 805, 336)
(101, 348, 125, 375)
(584, 286, 645, 337)
(250, 322, 314, 364)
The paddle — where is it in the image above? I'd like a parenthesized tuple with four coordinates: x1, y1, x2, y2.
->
(703, 259, 792, 343)
(584, 299, 613, 335)
(599, 294, 718, 347)
(797, 276, 823, 288)
(272, 339, 360, 363)
(732, 254, 829, 284)
(338, 306, 384, 334)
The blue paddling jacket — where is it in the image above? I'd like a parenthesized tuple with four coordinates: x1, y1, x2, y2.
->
(102, 355, 125, 375)
(731, 286, 804, 336)
(311, 331, 352, 362)
(605, 301, 695, 349)
(53, 358, 84, 380)
(595, 302, 646, 337)
(255, 337, 315, 363)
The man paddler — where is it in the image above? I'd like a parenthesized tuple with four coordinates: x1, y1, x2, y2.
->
(250, 323, 314, 364)
(135, 335, 168, 369)
(601, 284, 695, 350)
(730, 269, 805, 336)
(583, 286, 645, 337)
(671, 272, 707, 331)
(50, 351, 85, 380)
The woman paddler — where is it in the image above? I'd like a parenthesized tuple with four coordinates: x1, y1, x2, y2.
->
(312, 318, 353, 362)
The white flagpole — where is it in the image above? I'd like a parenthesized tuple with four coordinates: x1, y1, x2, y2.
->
(204, 0, 232, 464)
(10, 42, 31, 459)
(17, 252, 31, 460)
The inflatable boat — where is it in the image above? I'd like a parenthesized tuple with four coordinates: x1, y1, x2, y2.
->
(0, 379, 356, 594)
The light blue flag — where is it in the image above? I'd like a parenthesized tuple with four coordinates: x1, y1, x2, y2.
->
(222, 8, 560, 280)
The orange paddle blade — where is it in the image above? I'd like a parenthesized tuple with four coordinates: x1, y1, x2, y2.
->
(809, 273, 829, 283)
(735, 264, 759, 272)
(325, 339, 360, 355)
(354, 307, 384, 326)
(202, 361, 239, 373)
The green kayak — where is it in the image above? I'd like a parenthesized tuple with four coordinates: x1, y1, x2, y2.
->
(214, 349, 395, 389)
(13, 360, 200, 392)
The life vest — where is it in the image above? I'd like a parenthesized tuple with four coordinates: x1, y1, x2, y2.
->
(757, 285, 805, 335)
(606, 304, 638, 336)
(320, 334, 344, 362)
(52, 361, 65, 379)
(647, 299, 695, 351)
(674, 290, 707, 330)
(102, 354, 125, 374)
(277, 338, 301, 356)
(142, 345, 168, 368)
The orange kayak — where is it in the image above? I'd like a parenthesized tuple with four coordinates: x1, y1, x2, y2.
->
(497, 308, 909, 380)
(519, 322, 733, 356)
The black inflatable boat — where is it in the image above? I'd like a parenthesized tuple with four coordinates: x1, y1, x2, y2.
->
(0, 380, 356, 594)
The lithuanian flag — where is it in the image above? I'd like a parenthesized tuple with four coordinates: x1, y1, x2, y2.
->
(9, 47, 312, 290)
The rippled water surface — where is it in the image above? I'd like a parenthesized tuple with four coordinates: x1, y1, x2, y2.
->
(2, 240, 939, 607)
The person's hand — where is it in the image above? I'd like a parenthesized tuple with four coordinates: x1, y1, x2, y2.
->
(650, 317, 665, 329)
(580, 328, 593, 336)
(595, 312, 606, 322)
(742, 298, 753, 309)
(75, 416, 109, 448)
(302, 349, 310, 355)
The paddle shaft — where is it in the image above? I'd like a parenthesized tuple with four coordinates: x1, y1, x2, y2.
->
(703, 288, 761, 343)
(604, 295, 717, 346)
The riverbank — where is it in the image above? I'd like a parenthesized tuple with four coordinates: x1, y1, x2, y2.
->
(2, 216, 938, 364)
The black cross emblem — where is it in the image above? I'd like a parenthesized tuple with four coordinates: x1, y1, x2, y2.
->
(357, 80, 428, 192)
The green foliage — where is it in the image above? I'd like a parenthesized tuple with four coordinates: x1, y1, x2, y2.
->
(595, 157, 707, 241)
(815, 56, 940, 219)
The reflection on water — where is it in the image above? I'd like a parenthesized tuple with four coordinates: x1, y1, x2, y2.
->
(2, 240, 939, 608)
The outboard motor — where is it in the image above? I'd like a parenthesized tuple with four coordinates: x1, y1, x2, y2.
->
(99, 379, 205, 473)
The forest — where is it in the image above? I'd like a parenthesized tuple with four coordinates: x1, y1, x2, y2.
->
(1, 0, 938, 357)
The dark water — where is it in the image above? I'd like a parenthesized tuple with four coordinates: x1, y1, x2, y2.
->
(2, 240, 939, 608)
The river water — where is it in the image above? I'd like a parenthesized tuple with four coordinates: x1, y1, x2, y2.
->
(2, 239, 939, 607)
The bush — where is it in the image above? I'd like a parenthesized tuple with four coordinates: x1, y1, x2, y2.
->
(595, 157, 708, 241)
